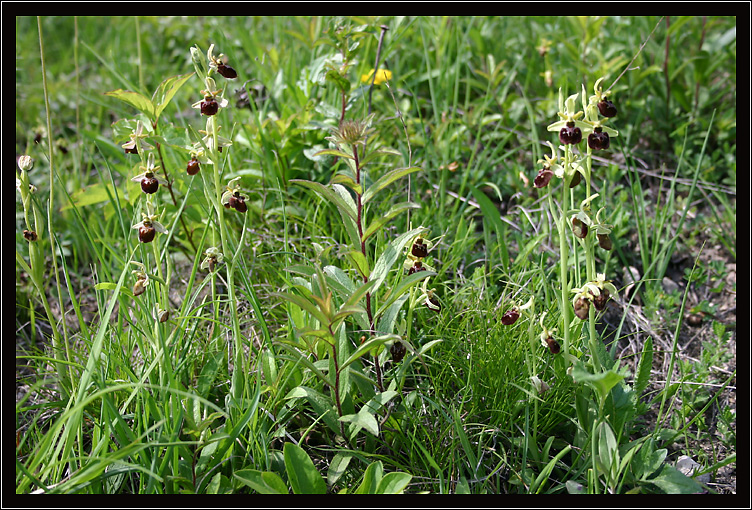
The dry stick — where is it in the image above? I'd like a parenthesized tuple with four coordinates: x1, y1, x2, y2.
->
(606, 16, 664, 95)
(367, 25, 390, 117)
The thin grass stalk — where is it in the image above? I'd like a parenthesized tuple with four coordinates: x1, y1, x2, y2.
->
(37, 16, 73, 399)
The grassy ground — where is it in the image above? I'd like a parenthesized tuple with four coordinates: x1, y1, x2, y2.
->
(15, 15, 736, 495)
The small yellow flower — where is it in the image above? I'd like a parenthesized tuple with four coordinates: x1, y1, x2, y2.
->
(361, 68, 392, 85)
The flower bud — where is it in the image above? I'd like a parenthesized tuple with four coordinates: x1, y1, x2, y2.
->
(18, 155, 34, 171)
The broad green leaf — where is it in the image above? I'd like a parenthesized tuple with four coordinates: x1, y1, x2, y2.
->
(346, 250, 370, 280)
(284, 442, 327, 494)
(595, 421, 618, 478)
(104, 89, 155, 118)
(357, 145, 403, 168)
(647, 465, 704, 494)
(234, 469, 288, 494)
(327, 453, 353, 486)
(376, 472, 412, 494)
(362, 166, 422, 204)
(340, 410, 380, 437)
(361, 202, 421, 242)
(273, 291, 330, 326)
(572, 362, 625, 403)
(152, 72, 194, 119)
(354, 461, 383, 494)
(62, 183, 118, 210)
(331, 173, 363, 195)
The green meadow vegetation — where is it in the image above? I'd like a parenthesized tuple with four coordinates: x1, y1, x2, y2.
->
(15, 15, 736, 494)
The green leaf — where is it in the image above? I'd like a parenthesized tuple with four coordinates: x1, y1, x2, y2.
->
(283, 385, 339, 434)
(312, 148, 353, 160)
(234, 469, 289, 494)
(375, 270, 435, 319)
(62, 183, 118, 211)
(284, 442, 327, 494)
(152, 72, 194, 119)
(345, 250, 370, 280)
(354, 461, 383, 494)
(375, 471, 411, 494)
(634, 336, 653, 396)
(327, 453, 353, 486)
(340, 410, 380, 437)
(340, 334, 399, 371)
(572, 362, 625, 403)
(362, 166, 422, 204)
(104, 89, 155, 118)
(469, 184, 509, 271)
(647, 465, 704, 494)
(273, 291, 330, 326)
(291, 179, 356, 220)
(361, 202, 421, 243)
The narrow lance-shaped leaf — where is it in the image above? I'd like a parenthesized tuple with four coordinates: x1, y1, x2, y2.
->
(362, 201, 421, 243)
(362, 166, 422, 204)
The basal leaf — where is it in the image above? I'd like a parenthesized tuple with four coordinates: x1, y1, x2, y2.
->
(284, 442, 327, 494)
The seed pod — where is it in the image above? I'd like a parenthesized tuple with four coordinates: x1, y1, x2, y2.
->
(545, 337, 561, 354)
(186, 157, 200, 176)
(158, 309, 170, 323)
(501, 308, 520, 325)
(572, 217, 589, 239)
(201, 98, 219, 116)
(593, 288, 610, 311)
(597, 99, 617, 118)
(411, 238, 428, 258)
(597, 233, 613, 251)
(140, 174, 159, 194)
(574, 297, 591, 320)
(390, 341, 407, 363)
(139, 224, 156, 243)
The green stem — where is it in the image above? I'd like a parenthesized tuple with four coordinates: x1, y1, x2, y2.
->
(210, 115, 244, 401)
